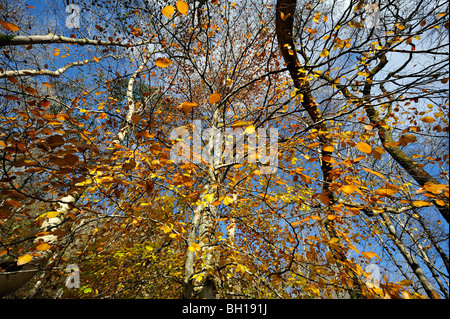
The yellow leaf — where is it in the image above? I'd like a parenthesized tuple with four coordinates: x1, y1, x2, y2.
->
(376, 186, 398, 196)
(0, 20, 19, 31)
(362, 251, 380, 260)
(47, 211, 60, 218)
(320, 49, 329, 57)
(361, 167, 386, 180)
(397, 279, 413, 287)
(341, 184, 356, 195)
(93, 56, 100, 63)
(349, 244, 359, 254)
(435, 200, 446, 206)
(245, 125, 256, 134)
(412, 200, 431, 207)
(204, 193, 215, 203)
(188, 242, 201, 252)
(160, 224, 173, 234)
(155, 57, 173, 68)
(209, 93, 221, 104)
(17, 254, 32, 266)
(423, 183, 447, 194)
(36, 243, 51, 251)
(223, 195, 234, 206)
(356, 142, 372, 154)
(54, 49, 60, 57)
(176, 0, 189, 15)
(161, 5, 175, 18)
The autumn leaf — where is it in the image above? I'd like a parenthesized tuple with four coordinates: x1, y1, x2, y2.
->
(161, 5, 175, 18)
(376, 185, 399, 196)
(412, 200, 431, 207)
(341, 184, 356, 195)
(47, 211, 60, 218)
(362, 251, 380, 260)
(322, 145, 334, 152)
(356, 142, 372, 154)
(223, 195, 235, 206)
(36, 243, 51, 251)
(17, 254, 33, 266)
(176, 0, 189, 15)
(0, 20, 19, 31)
(188, 242, 201, 252)
(209, 93, 221, 104)
(94, 56, 100, 63)
(361, 167, 386, 180)
(319, 193, 330, 205)
(423, 183, 447, 194)
(160, 224, 173, 234)
(320, 49, 329, 57)
(155, 57, 173, 68)
(397, 279, 413, 287)
(421, 116, 435, 123)
(3, 95, 20, 101)
(177, 101, 197, 114)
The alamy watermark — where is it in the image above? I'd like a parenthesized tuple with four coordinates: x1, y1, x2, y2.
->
(65, 263, 80, 288)
(65, 3, 81, 29)
(363, 3, 380, 30)
(365, 263, 381, 287)
(169, 120, 278, 174)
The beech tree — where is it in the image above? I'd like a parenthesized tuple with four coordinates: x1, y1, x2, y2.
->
(0, 0, 448, 299)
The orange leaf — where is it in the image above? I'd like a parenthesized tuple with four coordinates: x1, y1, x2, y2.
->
(0, 20, 19, 31)
(376, 185, 398, 196)
(322, 145, 334, 152)
(423, 183, 447, 194)
(17, 254, 33, 266)
(36, 243, 51, 251)
(362, 251, 380, 260)
(155, 57, 173, 68)
(94, 56, 100, 63)
(356, 141, 372, 154)
(161, 5, 175, 18)
(421, 116, 435, 123)
(341, 184, 356, 195)
(361, 167, 386, 180)
(412, 200, 431, 207)
(209, 93, 221, 104)
(177, 101, 198, 114)
(176, 0, 189, 15)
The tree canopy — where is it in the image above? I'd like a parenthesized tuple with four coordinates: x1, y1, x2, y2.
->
(0, 0, 448, 299)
